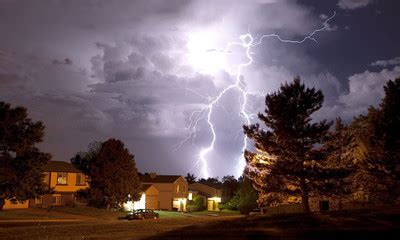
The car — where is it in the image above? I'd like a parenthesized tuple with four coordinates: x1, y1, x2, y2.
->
(125, 209, 159, 220)
(249, 208, 263, 216)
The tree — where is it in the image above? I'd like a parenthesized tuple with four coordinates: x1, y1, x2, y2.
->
(185, 173, 197, 184)
(222, 175, 239, 200)
(220, 177, 257, 214)
(348, 78, 400, 203)
(0, 102, 51, 210)
(236, 177, 258, 214)
(321, 118, 355, 208)
(244, 78, 349, 212)
(72, 138, 141, 209)
(198, 177, 222, 188)
(71, 141, 102, 175)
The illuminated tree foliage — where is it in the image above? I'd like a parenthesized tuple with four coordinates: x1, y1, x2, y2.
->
(0, 102, 51, 210)
(244, 78, 350, 212)
(72, 138, 141, 209)
(348, 78, 400, 203)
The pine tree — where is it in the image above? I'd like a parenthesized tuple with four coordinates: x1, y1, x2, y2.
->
(349, 78, 400, 203)
(244, 78, 350, 212)
(0, 102, 51, 210)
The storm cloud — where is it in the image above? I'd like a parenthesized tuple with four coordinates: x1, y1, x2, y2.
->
(1, 0, 399, 177)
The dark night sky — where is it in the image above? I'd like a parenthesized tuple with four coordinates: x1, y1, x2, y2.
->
(1, 0, 399, 178)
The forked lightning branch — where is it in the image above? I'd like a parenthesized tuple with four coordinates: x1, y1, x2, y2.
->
(178, 12, 336, 178)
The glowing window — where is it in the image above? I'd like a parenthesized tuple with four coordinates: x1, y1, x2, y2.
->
(34, 196, 43, 204)
(176, 185, 180, 193)
(57, 172, 68, 185)
(188, 192, 193, 201)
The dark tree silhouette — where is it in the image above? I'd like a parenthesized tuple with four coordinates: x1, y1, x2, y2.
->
(185, 173, 197, 184)
(73, 138, 141, 209)
(198, 177, 222, 188)
(222, 175, 239, 200)
(244, 78, 349, 212)
(71, 141, 102, 175)
(0, 102, 51, 210)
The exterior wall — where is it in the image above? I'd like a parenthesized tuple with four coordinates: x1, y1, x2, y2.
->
(49, 172, 88, 192)
(3, 200, 29, 210)
(29, 171, 88, 208)
(152, 183, 174, 210)
(145, 177, 188, 210)
(173, 177, 189, 199)
(144, 185, 159, 209)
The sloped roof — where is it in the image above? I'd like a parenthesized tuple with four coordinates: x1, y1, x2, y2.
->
(141, 184, 154, 192)
(139, 174, 183, 183)
(42, 161, 82, 173)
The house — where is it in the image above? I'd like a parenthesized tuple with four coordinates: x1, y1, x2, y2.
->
(31, 161, 89, 208)
(123, 184, 159, 211)
(189, 182, 222, 211)
(139, 173, 188, 211)
(3, 161, 88, 210)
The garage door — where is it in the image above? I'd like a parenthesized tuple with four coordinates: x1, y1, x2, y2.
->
(146, 195, 159, 209)
(207, 200, 214, 211)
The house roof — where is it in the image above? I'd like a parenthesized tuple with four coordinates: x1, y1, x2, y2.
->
(141, 184, 154, 192)
(139, 174, 183, 183)
(42, 161, 82, 173)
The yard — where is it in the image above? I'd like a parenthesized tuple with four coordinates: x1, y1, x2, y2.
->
(0, 206, 399, 239)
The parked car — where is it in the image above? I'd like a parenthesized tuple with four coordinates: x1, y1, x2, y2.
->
(249, 208, 263, 216)
(125, 209, 159, 220)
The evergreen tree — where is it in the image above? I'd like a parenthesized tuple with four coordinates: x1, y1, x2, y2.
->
(0, 102, 51, 210)
(321, 118, 355, 207)
(244, 78, 349, 212)
(349, 78, 400, 203)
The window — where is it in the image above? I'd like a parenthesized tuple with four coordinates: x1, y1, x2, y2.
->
(176, 185, 180, 193)
(57, 172, 68, 185)
(76, 173, 85, 185)
(52, 195, 61, 205)
(34, 196, 43, 204)
(183, 185, 186, 193)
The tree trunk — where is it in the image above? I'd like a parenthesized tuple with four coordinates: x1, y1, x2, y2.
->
(300, 178, 310, 213)
(0, 198, 5, 211)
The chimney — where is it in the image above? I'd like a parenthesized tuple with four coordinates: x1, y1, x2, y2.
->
(149, 172, 157, 179)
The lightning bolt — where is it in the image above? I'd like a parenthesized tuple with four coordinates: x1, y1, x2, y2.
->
(180, 12, 336, 178)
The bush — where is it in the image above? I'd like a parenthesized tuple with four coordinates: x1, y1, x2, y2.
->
(187, 196, 205, 212)
(220, 178, 258, 214)
(220, 196, 239, 210)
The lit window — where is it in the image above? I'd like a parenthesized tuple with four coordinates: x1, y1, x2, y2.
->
(176, 185, 180, 193)
(188, 192, 193, 201)
(57, 172, 68, 185)
(34, 196, 43, 204)
(76, 173, 85, 185)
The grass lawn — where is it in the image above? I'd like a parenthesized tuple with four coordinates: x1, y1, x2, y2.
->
(1, 206, 399, 239)
(51, 205, 126, 220)
(0, 208, 72, 220)
(189, 210, 241, 217)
